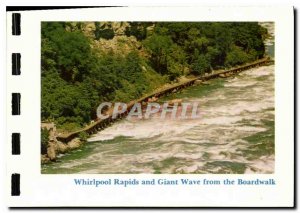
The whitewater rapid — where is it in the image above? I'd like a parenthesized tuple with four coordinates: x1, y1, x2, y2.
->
(42, 64, 275, 174)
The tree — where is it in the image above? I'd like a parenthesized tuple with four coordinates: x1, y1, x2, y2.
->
(225, 45, 250, 66)
(143, 34, 173, 73)
(42, 22, 93, 82)
(191, 51, 210, 75)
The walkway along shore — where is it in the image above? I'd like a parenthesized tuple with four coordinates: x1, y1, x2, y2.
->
(56, 57, 274, 143)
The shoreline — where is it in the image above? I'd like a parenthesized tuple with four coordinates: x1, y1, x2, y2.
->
(41, 57, 274, 164)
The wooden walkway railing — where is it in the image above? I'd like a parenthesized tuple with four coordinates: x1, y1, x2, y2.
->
(56, 57, 273, 142)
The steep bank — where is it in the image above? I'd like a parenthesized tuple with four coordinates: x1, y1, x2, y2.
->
(41, 22, 270, 163)
(42, 22, 267, 130)
(41, 123, 85, 163)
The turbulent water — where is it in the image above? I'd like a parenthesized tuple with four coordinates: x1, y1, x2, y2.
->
(42, 63, 275, 174)
(42, 23, 275, 174)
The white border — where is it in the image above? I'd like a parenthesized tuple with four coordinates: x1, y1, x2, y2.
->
(5, 6, 294, 207)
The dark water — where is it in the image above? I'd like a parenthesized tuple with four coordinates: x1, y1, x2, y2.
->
(42, 63, 275, 174)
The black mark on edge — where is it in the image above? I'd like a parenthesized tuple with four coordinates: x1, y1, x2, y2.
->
(11, 174, 20, 196)
(12, 133, 20, 155)
(12, 53, 21, 75)
(12, 93, 20, 115)
(12, 13, 21, 35)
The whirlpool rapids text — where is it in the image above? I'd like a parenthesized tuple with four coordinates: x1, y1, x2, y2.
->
(74, 178, 276, 187)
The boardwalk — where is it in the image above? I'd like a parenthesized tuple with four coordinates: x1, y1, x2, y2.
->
(56, 57, 273, 142)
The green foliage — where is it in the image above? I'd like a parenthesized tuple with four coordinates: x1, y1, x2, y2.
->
(143, 34, 173, 73)
(42, 22, 166, 128)
(143, 34, 186, 80)
(58, 122, 82, 133)
(41, 71, 92, 126)
(148, 22, 265, 74)
(191, 52, 210, 75)
(225, 45, 251, 67)
(78, 131, 89, 142)
(166, 44, 186, 80)
(41, 22, 266, 130)
(41, 22, 93, 82)
(41, 128, 49, 154)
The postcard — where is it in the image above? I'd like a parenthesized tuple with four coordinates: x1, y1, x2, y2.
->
(6, 6, 294, 207)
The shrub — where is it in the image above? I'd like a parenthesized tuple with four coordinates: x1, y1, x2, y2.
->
(225, 45, 250, 67)
(78, 131, 89, 142)
(191, 54, 210, 75)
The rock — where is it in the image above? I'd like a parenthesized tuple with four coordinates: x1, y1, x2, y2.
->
(47, 143, 57, 161)
(57, 141, 69, 153)
(146, 25, 155, 34)
(85, 23, 96, 32)
(41, 122, 57, 140)
(82, 23, 96, 38)
(195, 80, 202, 85)
(68, 138, 82, 150)
(41, 155, 50, 164)
(148, 96, 158, 103)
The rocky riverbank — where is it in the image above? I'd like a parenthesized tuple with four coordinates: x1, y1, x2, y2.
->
(42, 64, 275, 174)
(41, 123, 85, 164)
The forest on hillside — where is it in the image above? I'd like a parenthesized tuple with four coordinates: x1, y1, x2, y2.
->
(41, 22, 267, 131)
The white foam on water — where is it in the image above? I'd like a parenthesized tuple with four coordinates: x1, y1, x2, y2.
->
(245, 155, 275, 174)
(225, 80, 257, 88)
(200, 116, 243, 125)
(47, 64, 275, 174)
(234, 126, 266, 132)
(174, 152, 203, 160)
(88, 116, 204, 142)
(243, 65, 274, 77)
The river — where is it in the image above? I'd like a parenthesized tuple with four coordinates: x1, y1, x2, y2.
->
(42, 23, 275, 174)
(42, 62, 275, 174)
